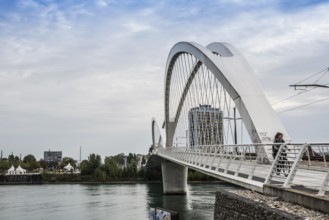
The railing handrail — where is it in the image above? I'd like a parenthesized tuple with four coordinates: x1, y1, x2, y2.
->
(156, 143, 329, 196)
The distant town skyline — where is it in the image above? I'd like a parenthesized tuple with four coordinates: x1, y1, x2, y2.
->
(0, 0, 329, 160)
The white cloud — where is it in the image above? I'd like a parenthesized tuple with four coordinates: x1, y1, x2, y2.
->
(0, 0, 328, 159)
(95, 0, 109, 7)
(19, 0, 40, 9)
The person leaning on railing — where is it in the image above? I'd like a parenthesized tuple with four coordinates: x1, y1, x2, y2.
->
(272, 132, 285, 159)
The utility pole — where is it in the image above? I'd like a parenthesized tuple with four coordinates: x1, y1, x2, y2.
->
(224, 108, 241, 145)
(79, 146, 82, 167)
(234, 107, 237, 145)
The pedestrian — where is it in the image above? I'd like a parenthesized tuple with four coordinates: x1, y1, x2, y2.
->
(272, 132, 284, 159)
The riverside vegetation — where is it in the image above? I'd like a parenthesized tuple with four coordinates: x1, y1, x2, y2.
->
(0, 153, 215, 183)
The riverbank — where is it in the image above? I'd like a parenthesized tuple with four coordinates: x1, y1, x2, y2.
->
(215, 189, 329, 220)
(0, 173, 225, 185)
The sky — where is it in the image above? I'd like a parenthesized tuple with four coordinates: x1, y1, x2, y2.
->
(0, 0, 328, 160)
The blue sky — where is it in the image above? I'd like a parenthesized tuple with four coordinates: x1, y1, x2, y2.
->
(0, 0, 329, 160)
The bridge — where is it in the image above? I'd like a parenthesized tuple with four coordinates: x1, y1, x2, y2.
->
(151, 42, 329, 198)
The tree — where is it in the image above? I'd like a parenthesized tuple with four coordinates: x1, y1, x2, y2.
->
(23, 154, 36, 164)
(80, 154, 101, 176)
(94, 167, 106, 181)
(129, 159, 138, 179)
(21, 160, 40, 171)
(60, 157, 77, 169)
(104, 156, 120, 180)
(8, 154, 19, 163)
(144, 155, 163, 180)
(127, 153, 137, 164)
(39, 159, 47, 169)
(0, 160, 10, 173)
(112, 153, 125, 165)
(89, 154, 101, 171)
(7, 154, 20, 168)
(80, 160, 90, 175)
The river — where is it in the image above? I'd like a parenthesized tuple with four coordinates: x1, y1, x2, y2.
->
(0, 182, 237, 220)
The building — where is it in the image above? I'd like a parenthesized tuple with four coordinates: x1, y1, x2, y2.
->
(188, 105, 223, 146)
(44, 150, 62, 168)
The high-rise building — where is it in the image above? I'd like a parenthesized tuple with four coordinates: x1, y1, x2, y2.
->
(188, 105, 223, 146)
(44, 150, 62, 164)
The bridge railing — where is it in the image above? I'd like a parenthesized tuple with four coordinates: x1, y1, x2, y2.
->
(157, 143, 329, 195)
(265, 143, 329, 196)
(157, 144, 269, 183)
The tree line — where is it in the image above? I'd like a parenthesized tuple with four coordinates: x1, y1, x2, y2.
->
(79, 153, 145, 181)
(0, 154, 76, 173)
(0, 153, 215, 182)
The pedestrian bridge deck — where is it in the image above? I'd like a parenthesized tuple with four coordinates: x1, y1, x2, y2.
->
(156, 144, 329, 196)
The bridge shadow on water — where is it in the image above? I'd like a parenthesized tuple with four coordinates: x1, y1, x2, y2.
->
(146, 182, 238, 220)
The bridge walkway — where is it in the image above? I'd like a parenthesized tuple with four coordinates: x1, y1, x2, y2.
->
(157, 145, 329, 195)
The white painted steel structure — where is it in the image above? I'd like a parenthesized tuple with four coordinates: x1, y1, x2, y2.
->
(164, 42, 290, 162)
(152, 42, 329, 195)
(154, 143, 329, 194)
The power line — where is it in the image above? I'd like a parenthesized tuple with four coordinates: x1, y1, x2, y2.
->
(273, 81, 329, 106)
(278, 97, 329, 114)
(272, 89, 310, 105)
(272, 83, 328, 106)
(295, 67, 328, 85)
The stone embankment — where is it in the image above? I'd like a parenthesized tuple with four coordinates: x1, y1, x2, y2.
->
(214, 189, 329, 220)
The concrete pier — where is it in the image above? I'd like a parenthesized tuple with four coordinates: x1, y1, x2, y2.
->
(162, 161, 187, 195)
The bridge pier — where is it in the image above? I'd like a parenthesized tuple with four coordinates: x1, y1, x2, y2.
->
(162, 161, 187, 195)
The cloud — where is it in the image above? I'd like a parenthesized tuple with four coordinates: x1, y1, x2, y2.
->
(95, 0, 109, 7)
(0, 0, 328, 159)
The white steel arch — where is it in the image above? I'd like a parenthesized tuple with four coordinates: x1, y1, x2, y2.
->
(152, 118, 164, 148)
(164, 42, 290, 161)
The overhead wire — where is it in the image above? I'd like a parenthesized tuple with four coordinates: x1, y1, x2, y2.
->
(278, 97, 329, 114)
(272, 67, 329, 106)
(295, 67, 328, 85)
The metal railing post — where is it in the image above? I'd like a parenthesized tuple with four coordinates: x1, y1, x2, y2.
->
(264, 143, 287, 184)
(283, 144, 308, 188)
(188, 148, 195, 163)
(216, 146, 224, 171)
(199, 146, 206, 167)
(234, 145, 245, 177)
(306, 146, 311, 166)
(210, 146, 218, 169)
(321, 146, 327, 167)
(317, 169, 329, 196)
(224, 151, 232, 174)
(204, 146, 211, 168)
(248, 164, 257, 180)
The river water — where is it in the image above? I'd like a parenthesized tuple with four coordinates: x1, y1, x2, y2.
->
(0, 182, 236, 220)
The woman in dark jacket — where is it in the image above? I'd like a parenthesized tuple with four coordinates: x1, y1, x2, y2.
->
(272, 132, 284, 159)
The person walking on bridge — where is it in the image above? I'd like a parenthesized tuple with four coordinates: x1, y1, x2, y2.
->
(272, 132, 285, 159)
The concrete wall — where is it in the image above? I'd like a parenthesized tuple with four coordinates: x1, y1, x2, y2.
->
(214, 189, 303, 220)
(0, 174, 43, 184)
